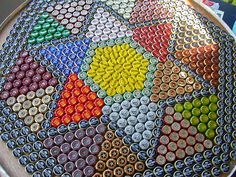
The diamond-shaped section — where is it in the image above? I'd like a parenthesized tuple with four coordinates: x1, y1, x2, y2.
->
(86, 7, 133, 42)
(150, 60, 203, 103)
(156, 106, 214, 165)
(129, 0, 174, 24)
(175, 44, 220, 87)
(39, 38, 91, 76)
(44, 119, 107, 176)
(100, 0, 136, 19)
(46, 0, 93, 35)
(28, 12, 71, 44)
(0, 51, 58, 100)
(133, 23, 173, 62)
(173, 94, 219, 140)
(51, 74, 105, 128)
(5, 86, 55, 133)
(94, 130, 146, 176)
(87, 43, 149, 96)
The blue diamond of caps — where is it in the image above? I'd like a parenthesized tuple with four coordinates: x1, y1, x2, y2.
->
(39, 38, 91, 76)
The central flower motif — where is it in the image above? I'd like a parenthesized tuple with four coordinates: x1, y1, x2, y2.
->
(88, 43, 149, 96)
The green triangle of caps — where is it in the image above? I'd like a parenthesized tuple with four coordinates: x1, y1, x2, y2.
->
(28, 12, 71, 44)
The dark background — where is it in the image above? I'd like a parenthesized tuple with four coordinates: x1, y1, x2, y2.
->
(0, 0, 25, 24)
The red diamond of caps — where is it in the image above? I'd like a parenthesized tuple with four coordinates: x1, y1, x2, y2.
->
(167, 142, 177, 152)
(186, 136, 196, 146)
(180, 119, 190, 129)
(165, 107, 174, 115)
(51, 74, 104, 127)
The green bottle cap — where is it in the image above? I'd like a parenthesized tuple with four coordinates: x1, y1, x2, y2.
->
(209, 103, 218, 112)
(207, 120, 217, 129)
(36, 36, 45, 43)
(200, 114, 209, 123)
(197, 123, 207, 133)
(41, 12, 49, 19)
(184, 102, 193, 110)
(182, 110, 191, 119)
(62, 30, 71, 37)
(30, 31, 39, 38)
(45, 34, 53, 41)
(193, 98, 201, 108)
(48, 27, 56, 34)
(28, 38, 36, 44)
(39, 29, 47, 36)
(46, 17, 54, 24)
(174, 103, 184, 112)
(205, 129, 215, 139)
(51, 21, 59, 27)
(54, 32, 62, 39)
(42, 23, 51, 29)
(38, 18, 45, 25)
(57, 26, 65, 32)
(201, 97, 210, 106)
(208, 112, 218, 120)
(200, 105, 209, 114)
(192, 108, 201, 116)
(33, 24, 42, 31)
(209, 94, 218, 103)
(190, 116, 199, 126)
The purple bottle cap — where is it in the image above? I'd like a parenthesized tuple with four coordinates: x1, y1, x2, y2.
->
(57, 153, 68, 165)
(20, 63, 30, 71)
(43, 138, 54, 149)
(12, 66, 20, 73)
(26, 70, 35, 77)
(89, 144, 100, 155)
(93, 134, 104, 145)
(43, 72, 52, 81)
(36, 66, 46, 74)
(32, 74, 42, 83)
(30, 62, 39, 70)
(75, 158, 86, 170)
(4, 82, 13, 91)
(10, 88, 19, 97)
(13, 79, 22, 88)
(50, 146, 61, 157)
(19, 86, 29, 95)
(25, 56, 33, 63)
(39, 80, 48, 89)
(75, 129, 85, 140)
(83, 166, 95, 176)
(96, 124, 107, 134)
(71, 140, 81, 150)
(16, 58, 24, 66)
(64, 132, 75, 142)
(20, 51, 28, 58)
(86, 155, 97, 166)
(7, 74, 15, 82)
(1, 91, 9, 99)
(49, 78, 58, 86)
(64, 162, 75, 173)
(68, 150, 79, 162)
(54, 135, 64, 145)
(16, 71, 25, 79)
(78, 147, 89, 158)
(81, 137, 92, 147)
(86, 127, 96, 137)
(72, 169, 83, 177)
(60, 143, 71, 154)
